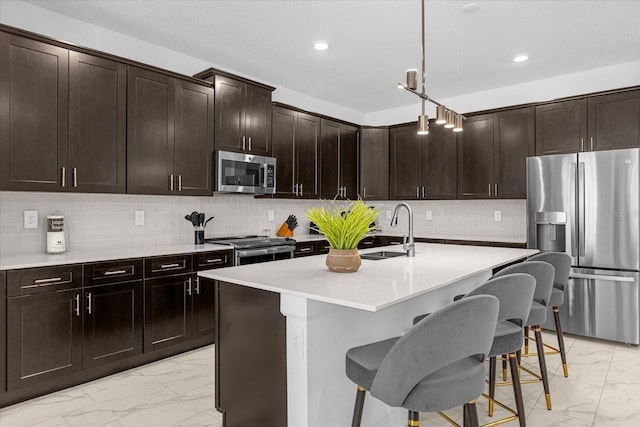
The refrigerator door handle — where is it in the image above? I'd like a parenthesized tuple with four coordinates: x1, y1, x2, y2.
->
(570, 162, 577, 256)
(578, 162, 586, 257)
(570, 272, 636, 283)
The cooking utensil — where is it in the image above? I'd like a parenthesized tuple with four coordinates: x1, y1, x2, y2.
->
(199, 213, 205, 227)
(185, 215, 193, 223)
(204, 216, 215, 228)
(190, 212, 199, 228)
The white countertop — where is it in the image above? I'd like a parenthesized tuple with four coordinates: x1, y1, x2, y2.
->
(0, 243, 232, 270)
(199, 243, 537, 312)
(292, 232, 526, 244)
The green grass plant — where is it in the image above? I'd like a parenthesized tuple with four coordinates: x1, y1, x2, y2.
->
(306, 199, 379, 250)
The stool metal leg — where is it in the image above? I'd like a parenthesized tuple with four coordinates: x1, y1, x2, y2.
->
(509, 353, 527, 427)
(352, 386, 366, 427)
(408, 410, 420, 427)
(523, 326, 530, 355)
(488, 357, 496, 416)
(553, 306, 569, 377)
(533, 326, 552, 410)
(463, 400, 480, 427)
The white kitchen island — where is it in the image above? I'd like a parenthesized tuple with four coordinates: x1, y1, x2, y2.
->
(198, 243, 538, 427)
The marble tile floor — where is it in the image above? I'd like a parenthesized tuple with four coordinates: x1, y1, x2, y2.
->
(0, 331, 638, 427)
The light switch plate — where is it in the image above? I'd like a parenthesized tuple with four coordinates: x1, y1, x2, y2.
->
(24, 210, 38, 229)
(135, 210, 145, 226)
(494, 210, 502, 222)
(426, 210, 433, 221)
(385, 210, 392, 220)
(268, 210, 275, 221)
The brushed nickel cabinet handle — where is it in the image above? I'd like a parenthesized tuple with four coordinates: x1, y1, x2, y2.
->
(590, 136, 594, 151)
(248, 137, 252, 151)
(87, 293, 92, 314)
(205, 258, 223, 263)
(169, 174, 174, 191)
(178, 175, 182, 192)
(186, 277, 192, 296)
(242, 136, 246, 151)
(74, 294, 80, 317)
(61, 167, 66, 187)
(300, 183, 303, 196)
(34, 277, 62, 284)
(422, 186, 425, 198)
(72, 168, 78, 188)
(103, 270, 127, 276)
(580, 138, 584, 151)
(299, 247, 312, 252)
(160, 263, 180, 269)
(416, 187, 420, 198)
(195, 277, 200, 295)
(488, 184, 492, 197)
(495, 184, 498, 197)
(363, 187, 367, 199)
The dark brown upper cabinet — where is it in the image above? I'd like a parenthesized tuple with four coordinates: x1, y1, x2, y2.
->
(319, 119, 358, 200)
(536, 89, 640, 155)
(127, 66, 213, 196)
(214, 75, 273, 156)
(389, 121, 457, 200)
(458, 107, 534, 199)
(0, 33, 69, 192)
(359, 127, 389, 200)
(271, 106, 320, 198)
(0, 33, 127, 193)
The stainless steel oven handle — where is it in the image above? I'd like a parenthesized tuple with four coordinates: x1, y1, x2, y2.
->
(236, 245, 295, 258)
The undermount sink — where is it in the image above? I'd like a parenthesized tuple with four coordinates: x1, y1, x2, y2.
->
(360, 251, 407, 260)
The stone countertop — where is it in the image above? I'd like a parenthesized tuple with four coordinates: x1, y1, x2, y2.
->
(292, 232, 527, 244)
(199, 243, 537, 312)
(0, 243, 232, 270)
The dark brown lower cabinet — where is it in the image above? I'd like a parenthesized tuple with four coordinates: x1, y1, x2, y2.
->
(83, 282, 143, 369)
(7, 289, 83, 391)
(191, 275, 216, 339)
(215, 280, 287, 427)
(144, 275, 190, 352)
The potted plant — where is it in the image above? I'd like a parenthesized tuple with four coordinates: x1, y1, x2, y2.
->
(306, 199, 379, 273)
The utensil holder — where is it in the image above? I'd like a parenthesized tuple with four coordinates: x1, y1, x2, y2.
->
(195, 230, 205, 244)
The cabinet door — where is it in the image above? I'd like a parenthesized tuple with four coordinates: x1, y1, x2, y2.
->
(214, 75, 245, 153)
(296, 112, 321, 199)
(174, 80, 214, 196)
(340, 125, 359, 200)
(494, 107, 535, 199)
(272, 106, 297, 197)
(535, 99, 587, 155)
(7, 289, 82, 391)
(423, 123, 457, 199)
(144, 275, 189, 352)
(458, 114, 494, 199)
(360, 128, 389, 200)
(389, 125, 421, 200)
(0, 33, 68, 191)
(320, 119, 341, 199)
(245, 84, 272, 156)
(588, 90, 640, 151)
(127, 67, 175, 195)
(83, 282, 143, 369)
(68, 52, 126, 193)
(192, 275, 215, 339)
(1, 272, 5, 395)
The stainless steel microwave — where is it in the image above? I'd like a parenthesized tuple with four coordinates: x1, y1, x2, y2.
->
(215, 150, 276, 194)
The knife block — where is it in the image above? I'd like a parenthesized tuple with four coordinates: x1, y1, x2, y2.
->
(276, 223, 294, 237)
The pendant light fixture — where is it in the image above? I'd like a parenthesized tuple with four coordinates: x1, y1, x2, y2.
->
(397, 0, 464, 134)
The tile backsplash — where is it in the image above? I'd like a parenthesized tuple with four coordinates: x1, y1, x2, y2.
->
(0, 191, 526, 256)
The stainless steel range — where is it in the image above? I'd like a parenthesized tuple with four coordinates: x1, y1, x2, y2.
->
(205, 235, 296, 266)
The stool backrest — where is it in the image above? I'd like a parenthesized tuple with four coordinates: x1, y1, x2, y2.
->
(466, 273, 535, 326)
(494, 261, 555, 307)
(527, 252, 571, 289)
(370, 295, 499, 407)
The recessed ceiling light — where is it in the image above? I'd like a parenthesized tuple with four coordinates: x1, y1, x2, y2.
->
(462, 3, 480, 13)
(513, 55, 529, 63)
(314, 41, 329, 51)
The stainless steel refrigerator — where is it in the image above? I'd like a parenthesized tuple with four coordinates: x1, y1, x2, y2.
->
(527, 148, 639, 344)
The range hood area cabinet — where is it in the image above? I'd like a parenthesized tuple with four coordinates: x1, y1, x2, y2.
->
(271, 106, 320, 198)
(0, 32, 127, 193)
(127, 66, 214, 196)
(319, 119, 359, 200)
(536, 88, 640, 155)
(359, 127, 389, 200)
(194, 68, 275, 157)
(457, 106, 535, 200)
(389, 120, 457, 200)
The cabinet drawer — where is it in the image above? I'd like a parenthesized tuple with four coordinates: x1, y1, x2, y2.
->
(317, 240, 332, 254)
(7, 264, 82, 297)
(357, 237, 376, 249)
(144, 254, 192, 278)
(84, 259, 143, 286)
(294, 242, 316, 257)
(194, 250, 233, 271)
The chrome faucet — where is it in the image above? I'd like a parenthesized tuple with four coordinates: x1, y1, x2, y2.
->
(390, 202, 415, 257)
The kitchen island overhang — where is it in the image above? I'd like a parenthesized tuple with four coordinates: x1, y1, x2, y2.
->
(199, 243, 538, 427)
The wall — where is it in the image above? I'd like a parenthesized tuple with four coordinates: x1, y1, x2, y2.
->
(0, 191, 525, 256)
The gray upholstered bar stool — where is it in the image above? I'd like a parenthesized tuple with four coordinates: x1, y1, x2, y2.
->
(526, 252, 572, 377)
(345, 295, 499, 427)
(493, 260, 555, 410)
(463, 273, 535, 427)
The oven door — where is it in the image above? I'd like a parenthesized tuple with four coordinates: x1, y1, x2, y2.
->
(235, 245, 294, 265)
(216, 151, 276, 194)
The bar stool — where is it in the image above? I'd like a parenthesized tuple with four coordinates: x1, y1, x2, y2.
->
(526, 252, 572, 377)
(345, 295, 499, 427)
(493, 260, 555, 410)
(464, 273, 535, 427)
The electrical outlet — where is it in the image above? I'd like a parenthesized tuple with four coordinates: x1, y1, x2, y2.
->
(290, 325, 304, 360)
(135, 210, 145, 226)
(494, 210, 502, 222)
(385, 210, 392, 220)
(24, 210, 38, 229)
(426, 210, 433, 221)
(268, 210, 275, 221)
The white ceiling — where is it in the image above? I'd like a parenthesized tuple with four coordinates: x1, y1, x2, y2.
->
(25, 0, 640, 114)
